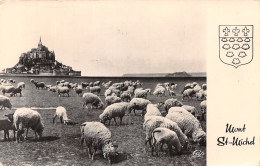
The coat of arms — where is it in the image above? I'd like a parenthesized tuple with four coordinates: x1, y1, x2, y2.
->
(219, 25, 253, 68)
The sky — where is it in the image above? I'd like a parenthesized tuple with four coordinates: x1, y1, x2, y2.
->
(0, 1, 206, 76)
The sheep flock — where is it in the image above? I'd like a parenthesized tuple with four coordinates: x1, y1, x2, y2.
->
(0, 77, 206, 165)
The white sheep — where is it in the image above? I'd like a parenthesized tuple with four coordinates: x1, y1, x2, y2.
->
(53, 106, 70, 124)
(105, 95, 122, 106)
(0, 95, 12, 110)
(143, 116, 189, 150)
(164, 98, 183, 113)
(17, 82, 25, 89)
(86, 86, 101, 95)
(182, 105, 196, 116)
(128, 98, 151, 116)
(182, 89, 196, 100)
(193, 85, 202, 93)
(144, 104, 162, 121)
(168, 107, 191, 115)
(168, 90, 176, 96)
(166, 111, 206, 146)
(80, 122, 117, 164)
(200, 100, 207, 121)
(82, 93, 104, 110)
(144, 88, 152, 95)
(99, 102, 129, 125)
(153, 86, 166, 97)
(57, 86, 70, 97)
(134, 89, 148, 99)
(120, 91, 131, 102)
(151, 127, 183, 156)
(13, 108, 44, 143)
(1, 85, 15, 96)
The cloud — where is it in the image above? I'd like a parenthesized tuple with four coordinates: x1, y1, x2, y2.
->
(232, 44, 240, 50)
(232, 58, 240, 64)
(237, 38, 243, 42)
(229, 38, 235, 42)
(226, 51, 234, 57)
(238, 52, 247, 58)
(222, 44, 231, 50)
(241, 44, 250, 50)
(244, 38, 250, 42)
(221, 38, 228, 42)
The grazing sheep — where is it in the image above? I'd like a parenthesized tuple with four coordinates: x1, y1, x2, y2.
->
(151, 127, 182, 156)
(128, 98, 151, 116)
(99, 102, 129, 125)
(182, 89, 196, 100)
(7, 79, 15, 83)
(143, 116, 189, 150)
(126, 86, 135, 97)
(182, 105, 196, 116)
(200, 100, 207, 121)
(13, 108, 44, 142)
(196, 92, 206, 101)
(86, 86, 101, 95)
(53, 106, 70, 125)
(82, 93, 104, 110)
(153, 87, 166, 97)
(144, 104, 162, 121)
(74, 87, 84, 96)
(10, 87, 22, 97)
(34, 82, 45, 90)
(1, 85, 15, 96)
(0, 113, 16, 141)
(168, 107, 191, 115)
(105, 95, 122, 106)
(120, 91, 131, 102)
(193, 85, 202, 93)
(166, 112, 206, 146)
(57, 86, 70, 97)
(0, 95, 12, 110)
(144, 88, 152, 95)
(104, 89, 113, 97)
(164, 98, 183, 113)
(134, 89, 148, 99)
(80, 122, 117, 164)
(17, 82, 25, 89)
(202, 84, 207, 90)
(48, 86, 57, 93)
(168, 90, 176, 96)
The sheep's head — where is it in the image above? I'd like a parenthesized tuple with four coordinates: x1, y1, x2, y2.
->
(103, 141, 117, 164)
(4, 101, 12, 110)
(174, 100, 183, 107)
(97, 102, 104, 109)
(99, 114, 109, 124)
(194, 131, 206, 146)
(5, 113, 14, 122)
(36, 125, 44, 139)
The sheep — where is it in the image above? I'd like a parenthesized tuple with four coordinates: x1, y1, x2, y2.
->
(10, 87, 22, 97)
(182, 89, 196, 100)
(153, 86, 166, 97)
(134, 89, 148, 99)
(13, 108, 44, 142)
(128, 98, 152, 116)
(144, 88, 152, 95)
(74, 86, 84, 96)
(164, 98, 183, 113)
(200, 100, 207, 121)
(144, 104, 162, 121)
(168, 107, 191, 115)
(0, 113, 16, 141)
(1, 85, 15, 96)
(202, 84, 207, 90)
(80, 122, 117, 164)
(48, 86, 57, 93)
(104, 89, 112, 97)
(105, 95, 122, 106)
(99, 102, 129, 125)
(193, 85, 202, 93)
(34, 82, 45, 90)
(82, 93, 104, 110)
(0, 95, 12, 110)
(7, 79, 15, 83)
(126, 86, 135, 97)
(57, 86, 70, 97)
(143, 116, 189, 150)
(53, 106, 70, 125)
(168, 90, 176, 96)
(151, 127, 182, 156)
(17, 82, 25, 89)
(120, 91, 131, 102)
(86, 86, 101, 95)
(166, 111, 206, 146)
(182, 105, 196, 116)
(81, 82, 89, 88)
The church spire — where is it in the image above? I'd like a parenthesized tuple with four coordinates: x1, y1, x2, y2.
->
(38, 36, 42, 48)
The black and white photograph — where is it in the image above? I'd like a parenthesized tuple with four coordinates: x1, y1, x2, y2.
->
(0, 0, 259, 166)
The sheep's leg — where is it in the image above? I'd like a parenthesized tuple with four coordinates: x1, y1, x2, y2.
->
(113, 117, 117, 126)
(108, 119, 111, 126)
(4, 130, 7, 140)
(119, 117, 123, 125)
(25, 128, 29, 139)
(87, 146, 92, 158)
(60, 117, 63, 123)
(34, 131, 37, 139)
(91, 148, 96, 160)
(53, 115, 57, 124)
(13, 130, 16, 140)
(82, 102, 86, 109)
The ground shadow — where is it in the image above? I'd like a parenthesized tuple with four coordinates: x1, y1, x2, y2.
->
(31, 136, 60, 142)
(112, 152, 132, 164)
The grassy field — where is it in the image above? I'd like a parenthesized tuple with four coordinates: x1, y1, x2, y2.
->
(0, 76, 206, 166)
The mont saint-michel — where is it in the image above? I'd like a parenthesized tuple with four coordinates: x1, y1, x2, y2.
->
(3, 37, 81, 76)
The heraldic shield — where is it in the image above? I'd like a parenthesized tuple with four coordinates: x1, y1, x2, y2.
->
(219, 25, 253, 68)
